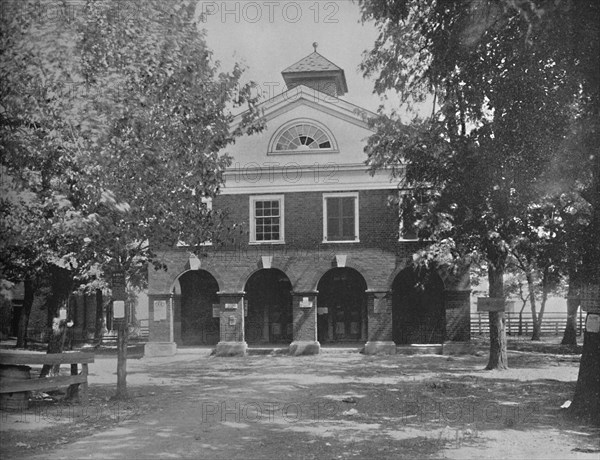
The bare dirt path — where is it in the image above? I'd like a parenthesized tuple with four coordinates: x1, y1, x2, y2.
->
(2, 348, 599, 459)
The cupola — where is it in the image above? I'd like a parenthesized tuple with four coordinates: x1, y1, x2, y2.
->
(281, 43, 348, 97)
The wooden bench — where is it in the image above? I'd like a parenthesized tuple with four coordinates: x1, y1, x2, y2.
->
(0, 351, 94, 405)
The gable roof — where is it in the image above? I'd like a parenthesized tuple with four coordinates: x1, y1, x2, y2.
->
(232, 85, 377, 131)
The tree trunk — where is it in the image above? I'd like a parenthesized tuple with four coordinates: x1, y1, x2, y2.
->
(15, 277, 34, 349)
(485, 262, 508, 370)
(570, 313, 600, 425)
(526, 272, 542, 341)
(517, 283, 528, 336)
(562, 277, 579, 346)
(535, 278, 549, 342)
(115, 322, 128, 399)
(94, 288, 104, 342)
(40, 266, 73, 378)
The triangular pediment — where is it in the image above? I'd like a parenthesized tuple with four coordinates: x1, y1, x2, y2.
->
(232, 85, 376, 131)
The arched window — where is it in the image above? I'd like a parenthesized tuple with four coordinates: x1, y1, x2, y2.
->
(270, 121, 336, 153)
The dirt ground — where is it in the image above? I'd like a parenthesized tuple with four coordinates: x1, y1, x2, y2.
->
(1, 340, 599, 460)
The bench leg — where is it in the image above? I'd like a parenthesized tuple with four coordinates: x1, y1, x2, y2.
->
(81, 363, 89, 406)
(66, 363, 79, 401)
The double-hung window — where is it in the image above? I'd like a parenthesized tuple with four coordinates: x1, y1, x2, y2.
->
(323, 192, 359, 242)
(250, 195, 284, 244)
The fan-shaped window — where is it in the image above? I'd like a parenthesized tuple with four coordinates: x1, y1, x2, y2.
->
(272, 123, 334, 152)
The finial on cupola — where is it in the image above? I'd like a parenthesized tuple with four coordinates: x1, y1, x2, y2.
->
(313, 42, 318, 52)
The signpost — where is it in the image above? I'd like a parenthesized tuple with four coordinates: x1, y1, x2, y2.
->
(111, 271, 128, 399)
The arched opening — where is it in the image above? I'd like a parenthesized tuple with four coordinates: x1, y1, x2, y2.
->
(244, 269, 293, 345)
(177, 270, 220, 346)
(317, 268, 367, 343)
(392, 267, 445, 344)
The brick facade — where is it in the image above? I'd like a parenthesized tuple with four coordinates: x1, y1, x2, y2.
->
(145, 50, 472, 357)
(146, 191, 472, 356)
(214, 189, 399, 251)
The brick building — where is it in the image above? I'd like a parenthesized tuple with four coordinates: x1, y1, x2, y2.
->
(145, 47, 471, 357)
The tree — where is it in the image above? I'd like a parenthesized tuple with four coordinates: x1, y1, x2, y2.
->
(359, 0, 597, 372)
(359, 0, 599, 419)
(1, 0, 263, 360)
(508, 195, 574, 341)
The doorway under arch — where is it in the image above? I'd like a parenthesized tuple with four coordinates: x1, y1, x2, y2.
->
(317, 268, 367, 343)
(244, 269, 293, 345)
(392, 267, 445, 344)
(178, 270, 220, 346)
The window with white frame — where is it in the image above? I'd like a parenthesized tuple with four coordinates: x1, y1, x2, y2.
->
(269, 119, 337, 154)
(250, 195, 284, 243)
(323, 192, 359, 242)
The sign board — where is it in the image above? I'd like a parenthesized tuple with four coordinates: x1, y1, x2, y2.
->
(586, 314, 600, 333)
(225, 303, 238, 310)
(317, 307, 328, 315)
(154, 300, 167, 321)
(113, 300, 126, 319)
(212, 304, 220, 318)
(477, 298, 515, 312)
(59, 307, 67, 320)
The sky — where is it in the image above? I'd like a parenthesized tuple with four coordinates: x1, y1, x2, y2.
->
(195, 1, 384, 113)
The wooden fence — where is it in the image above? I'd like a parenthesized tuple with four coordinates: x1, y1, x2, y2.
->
(470, 310, 584, 336)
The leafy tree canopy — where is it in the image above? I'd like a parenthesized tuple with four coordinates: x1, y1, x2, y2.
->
(1, 0, 264, 294)
(359, 0, 599, 281)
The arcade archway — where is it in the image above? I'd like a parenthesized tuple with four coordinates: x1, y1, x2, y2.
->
(392, 267, 445, 344)
(244, 269, 293, 345)
(317, 268, 367, 343)
(177, 270, 220, 346)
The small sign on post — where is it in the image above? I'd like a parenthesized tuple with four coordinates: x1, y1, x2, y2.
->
(113, 301, 126, 320)
(586, 314, 600, 333)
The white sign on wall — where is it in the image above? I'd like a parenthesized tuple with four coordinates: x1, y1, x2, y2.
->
(299, 297, 313, 309)
(154, 300, 167, 321)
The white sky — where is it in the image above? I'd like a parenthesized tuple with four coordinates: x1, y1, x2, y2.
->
(196, 0, 384, 113)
